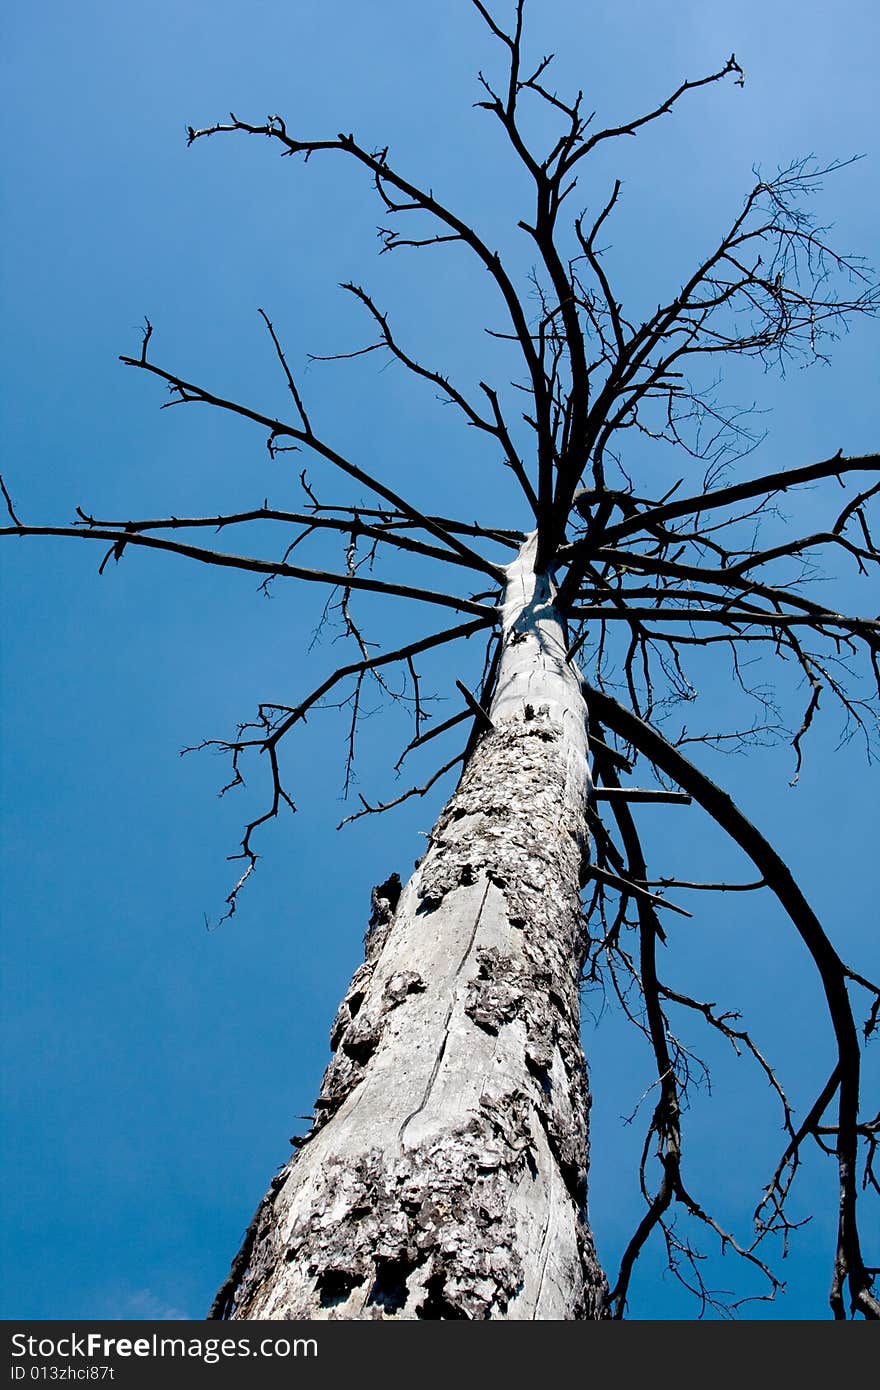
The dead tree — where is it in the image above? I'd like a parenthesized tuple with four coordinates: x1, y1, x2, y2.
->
(2, 0, 878, 1319)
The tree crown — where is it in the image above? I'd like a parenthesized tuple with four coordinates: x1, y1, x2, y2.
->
(2, 0, 877, 1320)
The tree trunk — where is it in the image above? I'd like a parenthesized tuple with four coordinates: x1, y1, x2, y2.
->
(211, 537, 608, 1319)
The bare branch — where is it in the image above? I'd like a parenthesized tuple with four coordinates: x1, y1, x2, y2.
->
(337, 753, 464, 827)
(184, 114, 554, 487)
(339, 282, 540, 517)
(604, 453, 879, 545)
(0, 474, 23, 527)
(71, 504, 506, 575)
(563, 55, 744, 174)
(582, 865, 692, 918)
(394, 707, 471, 771)
(0, 524, 499, 619)
(640, 877, 766, 893)
(585, 681, 879, 1318)
(257, 308, 311, 432)
(118, 340, 505, 581)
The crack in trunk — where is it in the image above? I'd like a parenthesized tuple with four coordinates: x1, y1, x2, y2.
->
(398, 879, 492, 1147)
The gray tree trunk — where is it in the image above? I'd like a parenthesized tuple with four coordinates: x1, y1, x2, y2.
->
(211, 537, 608, 1319)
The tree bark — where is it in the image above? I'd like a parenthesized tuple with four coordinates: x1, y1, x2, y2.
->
(211, 537, 608, 1319)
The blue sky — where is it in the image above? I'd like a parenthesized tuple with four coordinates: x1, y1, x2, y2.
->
(1, 0, 877, 1320)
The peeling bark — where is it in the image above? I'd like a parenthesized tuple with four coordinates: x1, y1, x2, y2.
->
(211, 538, 608, 1320)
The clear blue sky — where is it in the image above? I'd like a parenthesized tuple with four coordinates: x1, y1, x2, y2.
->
(1, 0, 877, 1320)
